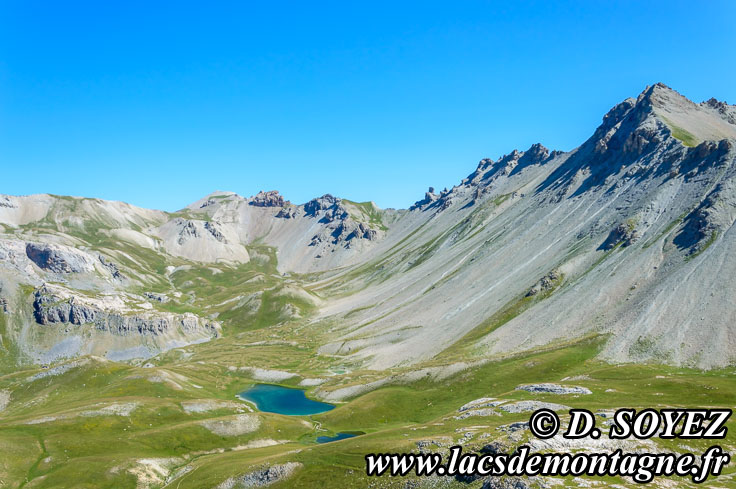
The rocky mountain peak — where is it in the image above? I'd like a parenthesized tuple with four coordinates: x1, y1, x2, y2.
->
(250, 190, 287, 207)
(303, 194, 337, 215)
(597, 83, 684, 134)
(584, 83, 710, 164)
(189, 191, 242, 210)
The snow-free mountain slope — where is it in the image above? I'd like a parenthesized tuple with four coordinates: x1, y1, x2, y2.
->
(1, 83, 735, 371)
(313, 84, 736, 369)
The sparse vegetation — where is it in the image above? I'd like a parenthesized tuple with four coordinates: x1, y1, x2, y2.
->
(342, 200, 388, 231)
(661, 116, 699, 147)
(686, 230, 719, 261)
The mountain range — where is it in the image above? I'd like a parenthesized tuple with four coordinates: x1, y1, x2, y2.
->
(2, 83, 735, 372)
(1, 83, 736, 488)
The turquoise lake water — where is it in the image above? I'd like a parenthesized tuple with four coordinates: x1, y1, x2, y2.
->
(238, 383, 335, 415)
(316, 432, 362, 443)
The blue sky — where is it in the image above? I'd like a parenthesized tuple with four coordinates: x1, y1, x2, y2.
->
(2, 1, 735, 211)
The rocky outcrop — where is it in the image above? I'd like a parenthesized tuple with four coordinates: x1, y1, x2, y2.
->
(25, 243, 93, 273)
(144, 292, 170, 303)
(458, 397, 499, 412)
(302, 194, 380, 247)
(216, 462, 301, 489)
(176, 220, 200, 245)
(601, 220, 639, 250)
(310, 218, 378, 247)
(105, 312, 218, 337)
(675, 164, 736, 254)
(335, 220, 378, 242)
(275, 206, 298, 219)
(304, 194, 338, 216)
(479, 440, 511, 455)
(99, 255, 124, 279)
(536, 85, 682, 201)
(410, 187, 439, 210)
(199, 199, 217, 208)
(0, 196, 16, 208)
(0, 282, 7, 313)
(0, 390, 10, 412)
(702, 97, 736, 125)
(155, 218, 250, 264)
(33, 287, 97, 325)
(515, 383, 591, 395)
(498, 401, 570, 413)
(468, 144, 555, 187)
(32, 286, 219, 337)
(99, 316, 166, 336)
(250, 190, 286, 207)
(595, 85, 670, 158)
(303, 194, 351, 223)
(204, 221, 226, 242)
(525, 269, 561, 297)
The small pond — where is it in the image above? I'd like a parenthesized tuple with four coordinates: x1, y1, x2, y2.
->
(239, 383, 335, 416)
(316, 431, 363, 444)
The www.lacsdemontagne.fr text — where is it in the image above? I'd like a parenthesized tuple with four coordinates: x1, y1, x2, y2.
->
(365, 445, 729, 483)
(365, 408, 732, 484)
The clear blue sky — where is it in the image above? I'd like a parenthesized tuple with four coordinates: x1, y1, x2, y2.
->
(2, 1, 735, 211)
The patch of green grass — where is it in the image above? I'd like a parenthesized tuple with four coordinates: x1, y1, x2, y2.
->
(493, 193, 511, 205)
(166, 245, 316, 332)
(624, 216, 638, 232)
(342, 200, 388, 231)
(661, 116, 699, 147)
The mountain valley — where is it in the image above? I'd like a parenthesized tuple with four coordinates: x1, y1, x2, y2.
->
(1, 84, 736, 488)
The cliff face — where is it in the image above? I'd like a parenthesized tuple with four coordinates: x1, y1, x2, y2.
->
(33, 285, 219, 338)
(2, 84, 736, 369)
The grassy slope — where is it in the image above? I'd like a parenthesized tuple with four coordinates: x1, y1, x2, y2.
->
(660, 116, 699, 147)
(1, 336, 734, 488)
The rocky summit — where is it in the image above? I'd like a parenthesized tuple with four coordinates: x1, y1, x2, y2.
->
(1, 84, 736, 488)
